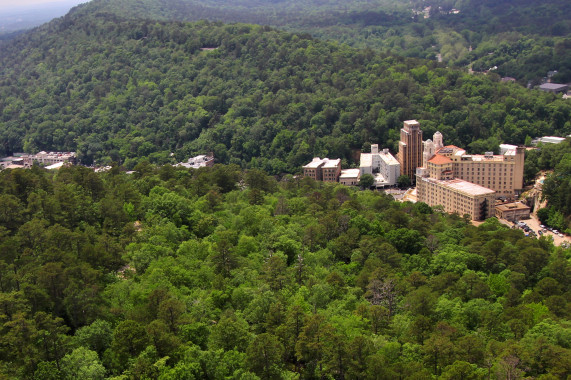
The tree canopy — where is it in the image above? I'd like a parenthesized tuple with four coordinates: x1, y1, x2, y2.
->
(0, 163, 568, 378)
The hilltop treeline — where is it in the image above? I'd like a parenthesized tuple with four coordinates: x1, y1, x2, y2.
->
(0, 164, 569, 378)
(0, 12, 569, 172)
(67, 0, 571, 82)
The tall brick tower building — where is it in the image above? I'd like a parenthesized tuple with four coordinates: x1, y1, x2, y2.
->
(397, 120, 423, 183)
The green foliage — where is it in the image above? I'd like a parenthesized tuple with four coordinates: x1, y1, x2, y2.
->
(0, 5, 569, 170)
(397, 174, 411, 188)
(56, 0, 571, 83)
(0, 163, 568, 378)
(60, 347, 106, 380)
(359, 174, 375, 189)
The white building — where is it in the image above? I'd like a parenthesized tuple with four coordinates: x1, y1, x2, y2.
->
(339, 169, 360, 186)
(538, 136, 566, 144)
(360, 144, 400, 187)
(499, 144, 518, 155)
(177, 154, 214, 169)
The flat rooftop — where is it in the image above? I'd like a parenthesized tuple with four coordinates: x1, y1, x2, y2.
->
(539, 83, 568, 90)
(322, 158, 341, 168)
(422, 177, 495, 196)
(496, 202, 530, 212)
(499, 144, 517, 149)
(379, 151, 399, 165)
(539, 136, 566, 143)
(469, 154, 508, 161)
(340, 169, 360, 178)
(303, 157, 325, 168)
(303, 157, 340, 169)
(360, 151, 399, 167)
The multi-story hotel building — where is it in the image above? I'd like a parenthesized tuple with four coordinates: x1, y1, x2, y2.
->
(416, 176, 496, 220)
(397, 120, 423, 182)
(303, 157, 342, 183)
(415, 128, 525, 220)
(424, 145, 525, 198)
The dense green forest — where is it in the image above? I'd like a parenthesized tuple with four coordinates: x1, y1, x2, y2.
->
(0, 6, 570, 171)
(65, 0, 571, 83)
(0, 164, 569, 379)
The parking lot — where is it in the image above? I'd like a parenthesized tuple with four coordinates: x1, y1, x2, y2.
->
(513, 214, 570, 247)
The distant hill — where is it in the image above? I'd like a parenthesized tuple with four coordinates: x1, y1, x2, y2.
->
(71, 0, 571, 83)
(0, 1, 569, 171)
(0, 0, 87, 35)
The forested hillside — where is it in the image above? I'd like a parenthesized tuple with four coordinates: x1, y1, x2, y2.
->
(66, 0, 571, 83)
(1, 8, 569, 171)
(0, 164, 569, 378)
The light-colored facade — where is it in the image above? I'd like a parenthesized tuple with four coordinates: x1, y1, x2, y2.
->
(495, 202, 531, 222)
(360, 144, 400, 187)
(303, 157, 341, 183)
(415, 129, 525, 220)
(397, 120, 423, 182)
(0, 151, 76, 169)
(177, 154, 215, 169)
(418, 131, 525, 198)
(438, 146, 525, 198)
(339, 169, 360, 186)
(416, 177, 496, 220)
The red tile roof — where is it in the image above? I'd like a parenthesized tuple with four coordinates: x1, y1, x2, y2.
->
(428, 154, 453, 165)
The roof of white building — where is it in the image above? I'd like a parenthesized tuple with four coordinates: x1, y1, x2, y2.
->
(539, 83, 568, 91)
(360, 150, 399, 167)
(45, 162, 65, 170)
(323, 158, 341, 168)
(499, 144, 517, 150)
(379, 151, 399, 165)
(539, 136, 566, 144)
(340, 169, 360, 178)
(303, 157, 325, 169)
(360, 153, 372, 168)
